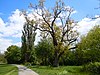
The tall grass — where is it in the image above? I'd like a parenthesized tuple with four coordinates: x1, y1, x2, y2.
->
(0, 64, 18, 75)
(30, 66, 90, 75)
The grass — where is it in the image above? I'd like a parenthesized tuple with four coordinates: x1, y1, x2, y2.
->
(0, 64, 18, 75)
(30, 66, 91, 75)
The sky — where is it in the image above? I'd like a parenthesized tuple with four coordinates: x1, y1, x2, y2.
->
(0, 0, 100, 52)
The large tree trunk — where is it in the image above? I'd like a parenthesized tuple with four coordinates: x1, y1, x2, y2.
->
(53, 45, 60, 67)
(51, 33, 60, 67)
(53, 52, 59, 67)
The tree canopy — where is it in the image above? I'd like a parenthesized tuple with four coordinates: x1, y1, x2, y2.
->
(21, 15, 37, 63)
(76, 25, 100, 64)
(5, 45, 22, 64)
(35, 38, 54, 65)
(27, 0, 78, 67)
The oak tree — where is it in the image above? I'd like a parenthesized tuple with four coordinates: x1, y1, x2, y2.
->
(29, 0, 78, 66)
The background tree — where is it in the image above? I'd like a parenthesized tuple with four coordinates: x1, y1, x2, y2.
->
(5, 45, 21, 64)
(0, 53, 6, 63)
(75, 25, 100, 65)
(29, 0, 78, 66)
(35, 38, 54, 65)
(21, 15, 37, 63)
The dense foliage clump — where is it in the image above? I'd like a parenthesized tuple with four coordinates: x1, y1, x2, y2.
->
(82, 62, 100, 74)
(5, 45, 22, 64)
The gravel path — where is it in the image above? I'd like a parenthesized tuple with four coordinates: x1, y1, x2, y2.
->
(16, 65, 38, 75)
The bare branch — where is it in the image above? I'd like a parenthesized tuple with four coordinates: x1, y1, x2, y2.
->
(42, 14, 51, 28)
(35, 27, 51, 33)
(59, 16, 64, 26)
(69, 46, 77, 50)
(68, 38, 77, 46)
(63, 11, 71, 31)
(51, 10, 62, 27)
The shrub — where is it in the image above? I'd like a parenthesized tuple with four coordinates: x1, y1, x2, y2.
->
(82, 62, 100, 74)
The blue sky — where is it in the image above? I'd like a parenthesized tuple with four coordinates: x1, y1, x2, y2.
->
(0, 0, 99, 21)
(0, 0, 100, 52)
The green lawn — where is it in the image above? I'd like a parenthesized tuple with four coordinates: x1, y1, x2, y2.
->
(30, 66, 91, 75)
(0, 64, 18, 75)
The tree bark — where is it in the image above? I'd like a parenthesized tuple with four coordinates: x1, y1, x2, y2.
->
(50, 33, 59, 67)
(53, 51, 59, 67)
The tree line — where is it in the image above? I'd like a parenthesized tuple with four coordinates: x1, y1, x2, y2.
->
(4, 0, 100, 67)
(4, 25, 100, 66)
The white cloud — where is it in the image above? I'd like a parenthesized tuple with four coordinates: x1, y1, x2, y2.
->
(2, 9, 25, 37)
(0, 18, 5, 26)
(0, 18, 6, 32)
(78, 17, 100, 35)
(0, 9, 25, 52)
(0, 9, 25, 37)
(34, 30, 41, 45)
(0, 38, 12, 51)
(14, 42, 22, 47)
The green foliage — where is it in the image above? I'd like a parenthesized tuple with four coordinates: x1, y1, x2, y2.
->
(60, 25, 100, 66)
(35, 39, 54, 65)
(75, 25, 100, 65)
(5, 45, 22, 64)
(78, 25, 100, 51)
(30, 66, 89, 75)
(0, 54, 6, 63)
(0, 64, 18, 75)
(24, 62, 32, 67)
(21, 16, 37, 63)
(82, 62, 100, 74)
(61, 51, 77, 66)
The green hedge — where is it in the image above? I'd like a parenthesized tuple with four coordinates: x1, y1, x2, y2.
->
(82, 62, 100, 74)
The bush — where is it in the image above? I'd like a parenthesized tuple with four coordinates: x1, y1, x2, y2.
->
(24, 62, 31, 66)
(82, 62, 100, 74)
(0, 54, 7, 63)
(5, 45, 22, 64)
